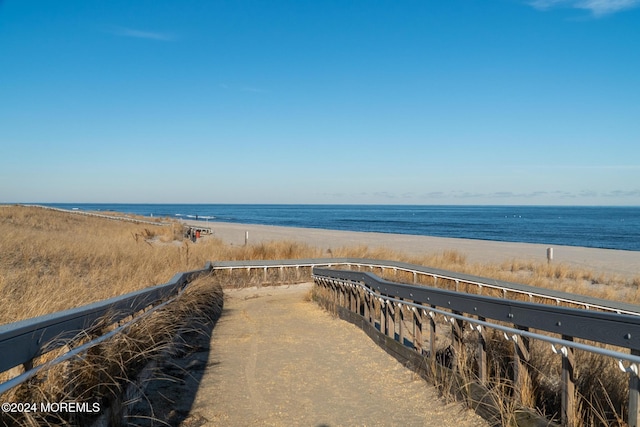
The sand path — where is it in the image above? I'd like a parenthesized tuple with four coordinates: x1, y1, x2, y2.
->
(183, 283, 487, 427)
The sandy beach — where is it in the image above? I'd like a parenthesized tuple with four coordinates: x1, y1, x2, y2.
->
(183, 220, 640, 280)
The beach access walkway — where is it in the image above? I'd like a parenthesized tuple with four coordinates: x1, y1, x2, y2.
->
(156, 283, 487, 427)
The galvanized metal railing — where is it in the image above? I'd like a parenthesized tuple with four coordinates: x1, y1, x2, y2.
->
(209, 258, 640, 316)
(311, 266, 640, 427)
(0, 264, 213, 394)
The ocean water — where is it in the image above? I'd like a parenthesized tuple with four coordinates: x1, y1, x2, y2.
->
(41, 204, 640, 252)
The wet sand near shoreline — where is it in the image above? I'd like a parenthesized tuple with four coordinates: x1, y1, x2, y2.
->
(183, 220, 640, 279)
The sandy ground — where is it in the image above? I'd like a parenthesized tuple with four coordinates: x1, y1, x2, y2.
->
(182, 283, 488, 427)
(183, 220, 640, 279)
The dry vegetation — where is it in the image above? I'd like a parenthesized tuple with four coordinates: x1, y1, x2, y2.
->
(0, 205, 324, 324)
(2, 205, 638, 324)
(1, 204, 639, 426)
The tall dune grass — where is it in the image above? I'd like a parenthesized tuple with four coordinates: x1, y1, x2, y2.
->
(2, 204, 637, 325)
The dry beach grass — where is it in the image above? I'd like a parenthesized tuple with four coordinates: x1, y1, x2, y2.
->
(2, 205, 640, 325)
(1, 204, 640, 425)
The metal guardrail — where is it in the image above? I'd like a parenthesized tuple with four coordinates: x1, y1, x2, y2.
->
(0, 264, 212, 377)
(209, 258, 640, 316)
(311, 266, 640, 427)
(312, 267, 640, 356)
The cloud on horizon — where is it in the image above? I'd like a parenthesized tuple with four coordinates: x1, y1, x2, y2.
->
(107, 26, 175, 41)
(318, 189, 640, 203)
(529, 0, 640, 16)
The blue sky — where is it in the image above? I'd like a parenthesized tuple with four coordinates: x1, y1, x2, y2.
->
(1, 0, 639, 205)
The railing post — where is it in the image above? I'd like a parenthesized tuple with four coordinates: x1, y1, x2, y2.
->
(629, 350, 640, 427)
(343, 285, 348, 308)
(331, 281, 337, 311)
(414, 307, 423, 354)
(369, 293, 375, 325)
(477, 317, 487, 384)
(513, 326, 531, 405)
(363, 290, 370, 320)
(380, 300, 387, 335)
(429, 306, 437, 362)
(396, 301, 404, 344)
(345, 285, 351, 310)
(386, 300, 395, 340)
(561, 335, 576, 427)
(452, 311, 464, 371)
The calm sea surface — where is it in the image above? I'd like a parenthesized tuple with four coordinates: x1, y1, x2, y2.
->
(41, 204, 640, 252)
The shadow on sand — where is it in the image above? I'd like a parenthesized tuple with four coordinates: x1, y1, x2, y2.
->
(126, 297, 227, 426)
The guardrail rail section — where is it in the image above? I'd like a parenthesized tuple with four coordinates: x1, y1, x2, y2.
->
(0, 264, 213, 395)
(3, 258, 640, 427)
(309, 262, 640, 427)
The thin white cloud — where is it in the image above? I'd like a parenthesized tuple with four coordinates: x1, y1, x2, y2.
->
(603, 189, 640, 197)
(514, 164, 640, 170)
(108, 26, 175, 41)
(529, 0, 640, 16)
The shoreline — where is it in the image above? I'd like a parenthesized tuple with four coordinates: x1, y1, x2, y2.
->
(182, 220, 640, 280)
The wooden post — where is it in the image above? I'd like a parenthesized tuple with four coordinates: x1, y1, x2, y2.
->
(429, 306, 437, 362)
(414, 308, 423, 354)
(369, 294, 375, 325)
(345, 286, 350, 311)
(477, 317, 487, 384)
(386, 301, 395, 340)
(363, 291, 370, 321)
(452, 311, 464, 372)
(513, 326, 531, 404)
(396, 302, 403, 344)
(561, 336, 576, 427)
(380, 300, 387, 336)
(332, 282, 338, 312)
(344, 285, 349, 309)
(629, 349, 640, 427)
